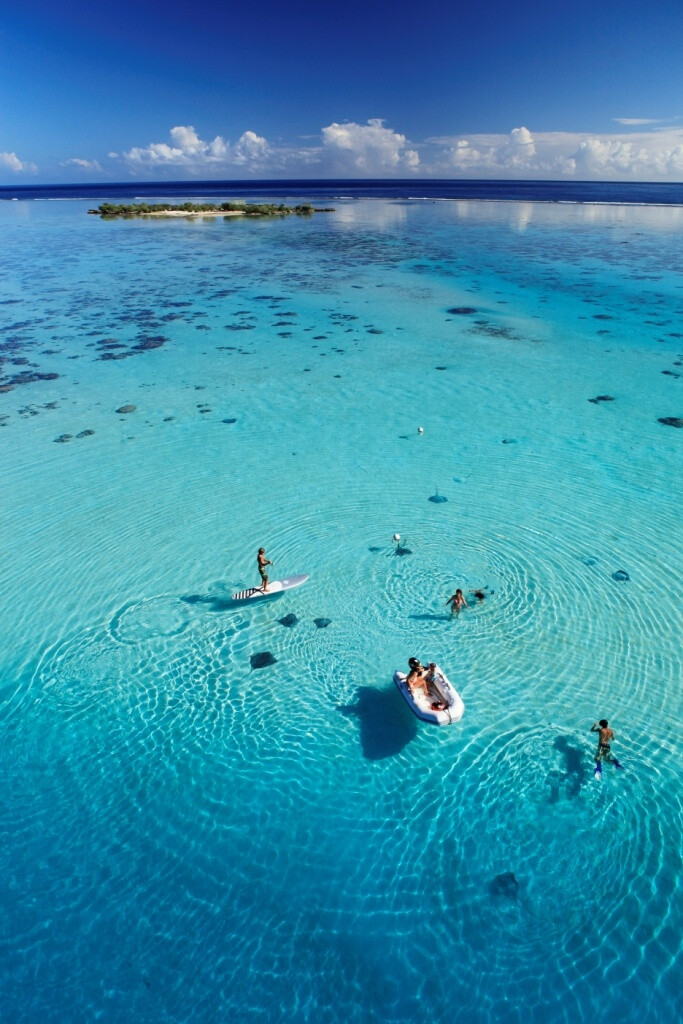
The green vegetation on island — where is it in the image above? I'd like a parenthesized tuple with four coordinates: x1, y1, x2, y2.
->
(88, 201, 335, 219)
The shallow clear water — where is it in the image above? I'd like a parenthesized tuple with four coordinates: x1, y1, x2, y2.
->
(1, 197, 681, 1024)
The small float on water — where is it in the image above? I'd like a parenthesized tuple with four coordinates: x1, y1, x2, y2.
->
(393, 663, 464, 726)
(231, 574, 309, 601)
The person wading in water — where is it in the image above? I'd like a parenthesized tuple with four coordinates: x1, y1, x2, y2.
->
(446, 589, 468, 617)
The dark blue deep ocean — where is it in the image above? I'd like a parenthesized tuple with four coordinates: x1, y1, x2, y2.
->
(2, 177, 683, 204)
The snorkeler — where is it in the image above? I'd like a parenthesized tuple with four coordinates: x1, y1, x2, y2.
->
(591, 719, 622, 769)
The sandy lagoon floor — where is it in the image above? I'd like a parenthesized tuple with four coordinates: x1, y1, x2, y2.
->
(1, 195, 681, 1024)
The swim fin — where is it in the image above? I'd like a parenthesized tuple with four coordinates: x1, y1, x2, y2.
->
(594, 761, 602, 780)
(612, 758, 623, 770)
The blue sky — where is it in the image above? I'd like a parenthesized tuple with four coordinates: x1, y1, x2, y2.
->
(2, 0, 682, 182)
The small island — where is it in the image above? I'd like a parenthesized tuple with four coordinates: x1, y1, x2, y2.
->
(88, 201, 335, 219)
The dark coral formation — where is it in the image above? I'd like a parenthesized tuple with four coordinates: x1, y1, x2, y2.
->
(0, 370, 59, 393)
(132, 335, 168, 351)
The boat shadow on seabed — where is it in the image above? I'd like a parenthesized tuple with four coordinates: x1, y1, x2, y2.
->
(339, 685, 418, 760)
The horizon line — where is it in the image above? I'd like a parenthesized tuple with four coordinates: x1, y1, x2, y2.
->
(2, 176, 683, 192)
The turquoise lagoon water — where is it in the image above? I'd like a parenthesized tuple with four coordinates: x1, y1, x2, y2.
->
(1, 196, 681, 1023)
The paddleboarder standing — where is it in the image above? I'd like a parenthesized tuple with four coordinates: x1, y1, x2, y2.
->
(257, 548, 273, 592)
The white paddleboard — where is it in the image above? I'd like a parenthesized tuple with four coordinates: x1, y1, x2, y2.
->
(231, 573, 309, 601)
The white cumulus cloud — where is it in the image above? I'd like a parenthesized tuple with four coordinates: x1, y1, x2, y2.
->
(508, 126, 536, 161)
(231, 130, 272, 165)
(118, 119, 419, 177)
(107, 119, 683, 181)
(62, 158, 103, 172)
(169, 125, 202, 149)
(123, 125, 272, 172)
(441, 127, 541, 173)
(571, 134, 683, 178)
(431, 125, 683, 180)
(321, 118, 419, 174)
(0, 150, 36, 173)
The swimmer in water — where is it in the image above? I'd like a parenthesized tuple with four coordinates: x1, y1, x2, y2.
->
(446, 589, 468, 616)
(591, 719, 616, 765)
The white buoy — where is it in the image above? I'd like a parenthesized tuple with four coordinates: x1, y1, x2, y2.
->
(392, 533, 401, 543)
(417, 426, 424, 434)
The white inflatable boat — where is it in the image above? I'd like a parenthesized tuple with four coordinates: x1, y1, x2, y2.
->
(393, 664, 465, 726)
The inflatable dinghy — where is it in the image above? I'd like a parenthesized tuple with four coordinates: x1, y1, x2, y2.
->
(393, 663, 464, 725)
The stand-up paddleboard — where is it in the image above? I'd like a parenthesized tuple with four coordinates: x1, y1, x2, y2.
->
(231, 573, 309, 601)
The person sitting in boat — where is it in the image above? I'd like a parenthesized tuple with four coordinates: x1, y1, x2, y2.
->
(407, 660, 446, 709)
(424, 662, 447, 710)
(407, 658, 430, 698)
